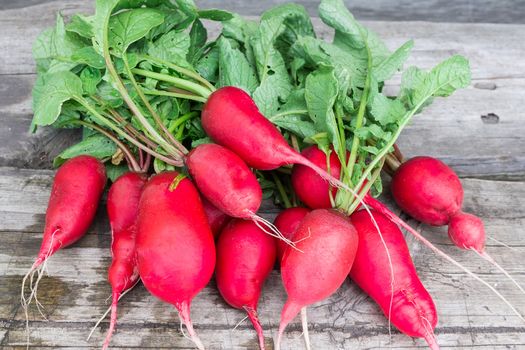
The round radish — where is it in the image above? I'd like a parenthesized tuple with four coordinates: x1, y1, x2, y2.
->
(201, 197, 230, 238)
(216, 219, 276, 350)
(291, 146, 342, 209)
(136, 171, 215, 350)
(273, 207, 310, 261)
(276, 209, 359, 349)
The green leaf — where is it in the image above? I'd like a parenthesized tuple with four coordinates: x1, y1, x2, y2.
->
(66, 14, 95, 39)
(32, 71, 84, 130)
(106, 163, 130, 182)
(374, 40, 414, 82)
(198, 9, 234, 21)
(196, 45, 219, 82)
(33, 14, 84, 74)
(187, 19, 207, 63)
(147, 30, 191, 67)
(71, 47, 106, 69)
(304, 66, 340, 151)
(108, 8, 165, 55)
(369, 94, 406, 127)
(401, 55, 471, 109)
(80, 66, 103, 95)
(217, 38, 258, 94)
(53, 134, 117, 167)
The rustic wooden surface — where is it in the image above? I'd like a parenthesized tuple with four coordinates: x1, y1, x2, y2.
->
(1, 1, 525, 349)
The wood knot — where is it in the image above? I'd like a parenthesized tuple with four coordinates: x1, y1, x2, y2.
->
(481, 113, 499, 124)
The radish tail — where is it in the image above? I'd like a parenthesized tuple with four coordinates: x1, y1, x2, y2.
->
(101, 292, 119, 350)
(477, 251, 525, 296)
(87, 284, 137, 341)
(365, 195, 525, 322)
(244, 306, 266, 350)
(424, 333, 440, 350)
(275, 301, 302, 350)
(249, 212, 298, 250)
(300, 307, 311, 350)
(487, 236, 519, 252)
(177, 302, 205, 350)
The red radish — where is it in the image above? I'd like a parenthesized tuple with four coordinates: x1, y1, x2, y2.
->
(98, 172, 147, 350)
(215, 219, 277, 350)
(201, 197, 230, 238)
(186, 143, 288, 243)
(291, 146, 342, 209)
(363, 194, 525, 321)
(273, 207, 310, 261)
(201, 87, 350, 191)
(390, 156, 525, 295)
(136, 172, 216, 350)
(276, 209, 359, 350)
(350, 210, 439, 350)
(21, 155, 106, 324)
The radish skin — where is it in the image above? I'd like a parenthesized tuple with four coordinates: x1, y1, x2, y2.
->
(216, 219, 276, 350)
(273, 207, 310, 261)
(350, 210, 439, 349)
(186, 143, 288, 243)
(201, 197, 230, 238)
(21, 155, 106, 343)
(201, 87, 352, 192)
(276, 209, 359, 350)
(136, 172, 216, 349)
(101, 172, 147, 350)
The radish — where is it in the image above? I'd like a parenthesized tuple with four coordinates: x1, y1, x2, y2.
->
(215, 219, 277, 350)
(186, 143, 289, 243)
(136, 172, 216, 350)
(350, 209, 439, 349)
(201, 197, 230, 238)
(273, 207, 310, 261)
(201, 87, 350, 191)
(390, 156, 525, 295)
(276, 209, 359, 350)
(291, 146, 342, 209)
(97, 172, 147, 350)
(21, 155, 106, 334)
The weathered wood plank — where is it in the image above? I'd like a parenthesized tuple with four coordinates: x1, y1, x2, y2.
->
(1, 9, 525, 178)
(1, 166, 525, 348)
(1, 0, 524, 24)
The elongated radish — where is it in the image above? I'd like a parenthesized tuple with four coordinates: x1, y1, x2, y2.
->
(216, 219, 276, 350)
(291, 146, 342, 209)
(201, 197, 230, 238)
(390, 156, 525, 295)
(186, 143, 288, 243)
(276, 209, 359, 350)
(99, 172, 147, 350)
(350, 210, 439, 349)
(21, 155, 106, 337)
(201, 87, 349, 191)
(136, 172, 216, 350)
(273, 207, 310, 261)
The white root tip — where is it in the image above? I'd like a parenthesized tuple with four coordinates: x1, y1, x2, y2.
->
(477, 251, 525, 297)
(300, 308, 311, 350)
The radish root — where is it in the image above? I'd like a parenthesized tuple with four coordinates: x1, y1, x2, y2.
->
(476, 250, 525, 296)
(300, 307, 311, 350)
(250, 213, 297, 249)
(177, 302, 205, 350)
(244, 306, 266, 350)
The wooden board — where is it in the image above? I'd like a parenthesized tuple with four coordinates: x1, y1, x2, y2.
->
(1, 167, 525, 349)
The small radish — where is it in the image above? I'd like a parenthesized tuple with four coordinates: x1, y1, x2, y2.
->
(273, 207, 310, 261)
(201, 197, 230, 238)
(136, 172, 216, 350)
(97, 172, 147, 350)
(186, 143, 288, 243)
(201, 87, 350, 191)
(390, 156, 525, 295)
(350, 210, 439, 349)
(276, 209, 359, 350)
(215, 219, 277, 350)
(291, 146, 342, 209)
(21, 155, 106, 333)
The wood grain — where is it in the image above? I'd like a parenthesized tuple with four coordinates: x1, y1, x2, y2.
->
(1, 167, 525, 349)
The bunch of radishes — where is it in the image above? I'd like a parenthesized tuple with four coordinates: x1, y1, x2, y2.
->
(23, 0, 525, 349)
